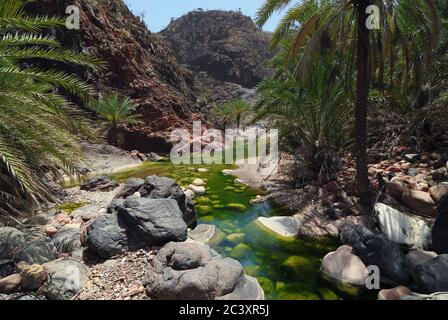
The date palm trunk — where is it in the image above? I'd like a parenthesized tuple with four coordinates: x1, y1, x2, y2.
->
(353, 0, 372, 208)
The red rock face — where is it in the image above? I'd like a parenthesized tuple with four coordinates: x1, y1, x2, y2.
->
(32, 0, 208, 151)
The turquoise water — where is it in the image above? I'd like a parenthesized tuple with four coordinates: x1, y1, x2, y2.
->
(109, 160, 367, 300)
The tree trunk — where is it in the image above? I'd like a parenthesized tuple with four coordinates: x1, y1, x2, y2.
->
(354, 0, 372, 208)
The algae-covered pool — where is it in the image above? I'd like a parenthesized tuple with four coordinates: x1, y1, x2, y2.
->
(109, 160, 365, 300)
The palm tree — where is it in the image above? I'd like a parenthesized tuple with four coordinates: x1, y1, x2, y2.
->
(230, 99, 251, 132)
(0, 0, 102, 213)
(256, 0, 440, 208)
(90, 93, 140, 147)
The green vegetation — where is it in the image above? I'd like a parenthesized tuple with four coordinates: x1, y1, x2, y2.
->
(256, 0, 442, 208)
(0, 0, 102, 213)
(56, 201, 87, 214)
(90, 93, 140, 147)
(211, 98, 251, 131)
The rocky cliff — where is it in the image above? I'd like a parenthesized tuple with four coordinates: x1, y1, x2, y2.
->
(160, 10, 274, 89)
(32, 0, 205, 153)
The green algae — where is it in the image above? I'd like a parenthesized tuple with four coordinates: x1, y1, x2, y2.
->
(106, 159, 370, 300)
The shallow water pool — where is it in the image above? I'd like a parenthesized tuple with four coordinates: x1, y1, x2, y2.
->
(109, 160, 371, 300)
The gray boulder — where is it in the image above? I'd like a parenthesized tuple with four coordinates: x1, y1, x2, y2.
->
(145, 241, 264, 300)
(117, 198, 188, 244)
(85, 213, 144, 258)
(14, 238, 58, 265)
(431, 194, 448, 254)
(139, 176, 197, 228)
(411, 254, 448, 293)
(52, 228, 81, 254)
(43, 258, 90, 300)
(0, 227, 25, 259)
(86, 198, 188, 258)
(341, 225, 410, 285)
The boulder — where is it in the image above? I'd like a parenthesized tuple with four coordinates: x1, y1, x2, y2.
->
(431, 167, 447, 181)
(86, 198, 188, 258)
(51, 227, 81, 254)
(375, 203, 431, 249)
(191, 178, 206, 186)
(320, 245, 368, 287)
(431, 194, 448, 254)
(341, 225, 410, 285)
(256, 216, 300, 238)
(378, 286, 412, 300)
(429, 185, 448, 204)
(402, 190, 436, 217)
(117, 198, 188, 244)
(85, 213, 144, 258)
(188, 224, 225, 247)
(80, 175, 119, 192)
(20, 264, 47, 291)
(0, 227, 25, 259)
(411, 254, 448, 293)
(133, 176, 197, 228)
(188, 184, 206, 195)
(386, 179, 407, 199)
(145, 242, 264, 300)
(0, 274, 21, 294)
(406, 250, 437, 270)
(114, 178, 144, 199)
(43, 258, 90, 300)
(13, 238, 58, 265)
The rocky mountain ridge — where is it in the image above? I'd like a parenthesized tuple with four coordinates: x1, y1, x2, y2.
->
(160, 10, 275, 90)
(33, 0, 207, 152)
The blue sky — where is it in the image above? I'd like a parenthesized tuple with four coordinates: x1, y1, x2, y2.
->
(123, 0, 284, 32)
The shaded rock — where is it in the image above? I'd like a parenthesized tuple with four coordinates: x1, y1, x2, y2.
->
(256, 216, 300, 238)
(431, 194, 448, 254)
(51, 228, 81, 254)
(378, 286, 412, 300)
(188, 224, 225, 247)
(341, 225, 410, 285)
(0, 260, 15, 278)
(0, 274, 21, 294)
(145, 241, 264, 300)
(402, 190, 436, 217)
(386, 179, 407, 199)
(429, 185, 448, 204)
(20, 264, 47, 291)
(85, 213, 144, 258)
(80, 175, 118, 192)
(375, 203, 431, 249)
(411, 254, 448, 293)
(431, 167, 447, 181)
(320, 245, 368, 287)
(14, 238, 58, 265)
(0, 227, 25, 259)
(43, 258, 90, 300)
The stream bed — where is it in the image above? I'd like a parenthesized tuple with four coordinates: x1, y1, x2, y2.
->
(109, 160, 368, 300)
